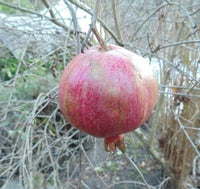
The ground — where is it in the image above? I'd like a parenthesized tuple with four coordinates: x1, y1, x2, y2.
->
(0, 122, 163, 189)
(65, 134, 163, 189)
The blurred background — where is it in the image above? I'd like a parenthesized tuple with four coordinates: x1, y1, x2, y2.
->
(0, 0, 199, 188)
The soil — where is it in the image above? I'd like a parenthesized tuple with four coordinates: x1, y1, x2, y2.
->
(67, 135, 163, 189)
(0, 119, 163, 189)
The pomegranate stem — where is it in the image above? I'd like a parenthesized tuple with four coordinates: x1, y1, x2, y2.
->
(92, 27, 110, 51)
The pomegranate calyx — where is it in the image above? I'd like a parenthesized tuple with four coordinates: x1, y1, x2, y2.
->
(104, 134, 125, 153)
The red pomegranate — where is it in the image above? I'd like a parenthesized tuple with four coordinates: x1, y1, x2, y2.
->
(59, 45, 158, 152)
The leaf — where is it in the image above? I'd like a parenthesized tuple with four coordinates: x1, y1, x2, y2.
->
(94, 166, 104, 173)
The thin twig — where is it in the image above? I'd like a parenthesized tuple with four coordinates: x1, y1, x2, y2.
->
(159, 91, 200, 98)
(134, 129, 166, 168)
(81, 0, 100, 52)
(159, 40, 200, 50)
(172, 109, 200, 157)
(69, 0, 124, 46)
(112, 0, 123, 42)
(192, 155, 199, 177)
(158, 177, 171, 189)
(131, 2, 169, 41)
(127, 44, 200, 83)
(0, 32, 31, 121)
(41, 0, 70, 32)
(124, 153, 152, 189)
(131, 1, 198, 41)
(64, 0, 81, 54)
(44, 117, 62, 188)
(80, 144, 107, 187)
(107, 180, 155, 189)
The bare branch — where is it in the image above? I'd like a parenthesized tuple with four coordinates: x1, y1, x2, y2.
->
(124, 153, 152, 189)
(41, 0, 69, 32)
(112, 0, 123, 42)
(81, 0, 100, 52)
(64, 0, 81, 53)
(69, 0, 124, 46)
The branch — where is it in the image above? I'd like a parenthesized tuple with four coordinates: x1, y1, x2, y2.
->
(69, 0, 124, 46)
(112, 0, 123, 42)
(148, 22, 184, 145)
(134, 129, 166, 167)
(81, 0, 100, 52)
(0, 0, 81, 35)
(64, 0, 80, 54)
(124, 153, 151, 189)
(81, 144, 107, 187)
(159, 40, 200, 49)
(41, 0, 69, 32)
(133, 129, 177, 181)
(126, 43, 200, 84)
(131, 1, 197, 41)
(130, 2, 169, 42)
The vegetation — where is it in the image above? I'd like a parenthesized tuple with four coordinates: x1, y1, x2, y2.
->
(0, 0, 199, 189)
(0, 0, 34, 13)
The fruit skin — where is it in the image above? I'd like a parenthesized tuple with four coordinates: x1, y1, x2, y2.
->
(59, 45, 158, 152)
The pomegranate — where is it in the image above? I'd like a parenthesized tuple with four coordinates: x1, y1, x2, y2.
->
(59, 45, 158, 152)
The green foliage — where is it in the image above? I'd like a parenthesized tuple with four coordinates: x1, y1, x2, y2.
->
(0, 0, 34, 14)
(0, 57, 23, 81)
(105, 161, 119, 172)
(125, 135, 142, 156)
(14, 71, 56, 100)
(94, 166, 104, 174)
(0, 53, 64, 82)
(0, 55, 62, 101)
(94, 161, 119, 174)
